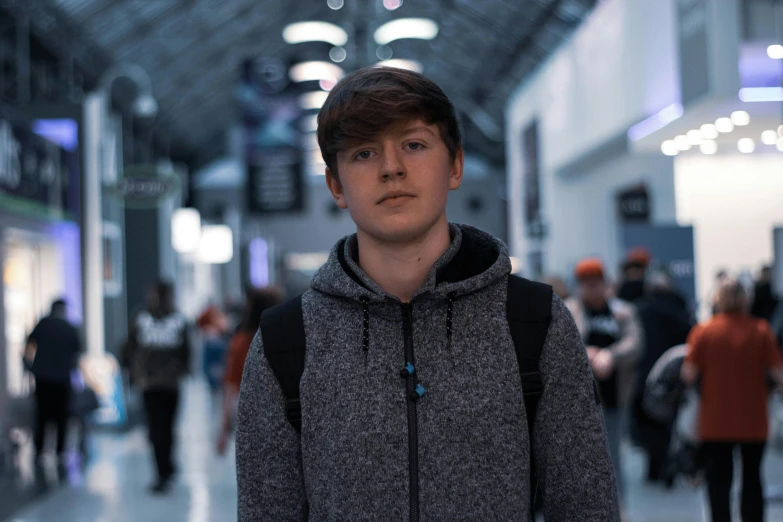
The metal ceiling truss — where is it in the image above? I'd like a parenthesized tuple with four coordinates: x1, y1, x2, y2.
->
(31, 0, 600, 168)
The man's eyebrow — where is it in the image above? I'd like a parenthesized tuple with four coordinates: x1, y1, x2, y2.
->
(401, 125, 436, 137)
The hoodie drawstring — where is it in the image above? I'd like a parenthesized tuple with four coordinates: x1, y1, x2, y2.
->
(361, 297, 370, 367)
(446, 292, 456, 350)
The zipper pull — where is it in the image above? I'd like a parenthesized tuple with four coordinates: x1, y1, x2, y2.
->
(408, 384, 426, 401)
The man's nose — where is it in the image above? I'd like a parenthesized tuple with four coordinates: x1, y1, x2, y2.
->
(380, 145, 406, 181)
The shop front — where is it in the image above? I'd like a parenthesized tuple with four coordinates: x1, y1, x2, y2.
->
(0, 106, 83, 460)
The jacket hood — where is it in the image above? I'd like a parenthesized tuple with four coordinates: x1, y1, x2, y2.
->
(311, 223, 511, 304)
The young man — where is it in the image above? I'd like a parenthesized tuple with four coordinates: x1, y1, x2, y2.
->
(237, 67, 619, 521)
(565, 259, 643, 503)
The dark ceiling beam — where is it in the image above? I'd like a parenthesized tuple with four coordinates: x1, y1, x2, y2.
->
(100, 0, 204, 54)
(472, 0, 569, 106)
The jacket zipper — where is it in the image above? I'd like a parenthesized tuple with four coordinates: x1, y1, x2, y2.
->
(401, 302, 420, 522)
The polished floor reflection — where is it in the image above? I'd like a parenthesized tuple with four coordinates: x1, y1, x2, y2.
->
(5, 379, 783, 522)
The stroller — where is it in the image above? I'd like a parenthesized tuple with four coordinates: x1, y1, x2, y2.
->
(642, 344, 703, 486)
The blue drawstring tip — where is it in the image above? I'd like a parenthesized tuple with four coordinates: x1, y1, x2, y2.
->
(400, 362, 415, 378)
(409, 384, 427, 401)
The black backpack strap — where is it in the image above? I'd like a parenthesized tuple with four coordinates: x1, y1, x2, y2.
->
(506, 274, 553, 519)
(260, 294, 306, 433)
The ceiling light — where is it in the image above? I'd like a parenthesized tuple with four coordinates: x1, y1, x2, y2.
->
(319, 79, 336, 91)
(777, 138, 783, 152)
(700, 123, 718, 140)
(376, 45, 393, 61)
(730, 111, 750, 126)
(329, 46, 347, 63)
(197, 225, 233, 264)
(283, 22, 348, 47)
(768, 44, 783, 60)
(761, 130, 778, 145)
(738, 138, 755, 154)
(674, 135, 691, 151)
(686, 130, 702, 145)
(327, 0, 344, 9)
(299, 91, 329, 110)
(739, 87, 783, 102)
(778, 125, 783, 138)
(133, 94, 159, 118)
(661, 140, 678, 156)
(289, 61, 345, 83)
(172, 208, 201, 254)
(383, 0, 403, 10)
(700, 140, 718, 155)
(375, 59, 423, 73)
(374, 18, 439, 45)
(715, 117, 734, 133)
(627, 103, 683, 141)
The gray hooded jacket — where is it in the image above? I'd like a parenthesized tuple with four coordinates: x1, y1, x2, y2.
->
(237, 224, 620, 521)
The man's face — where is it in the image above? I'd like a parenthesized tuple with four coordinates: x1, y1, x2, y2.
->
(325, 120, 463, 243)
(579, 278, 608, 309)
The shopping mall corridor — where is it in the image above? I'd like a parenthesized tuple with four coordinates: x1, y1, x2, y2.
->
(5, 379, 783, 522)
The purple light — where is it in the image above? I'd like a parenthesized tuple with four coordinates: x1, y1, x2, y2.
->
(249, 238, 270, 288)
(627, 104, 684, 141)
(33, 119, 79, 151)
(739, 44, 783, 89)
(50, 221, 83, 325)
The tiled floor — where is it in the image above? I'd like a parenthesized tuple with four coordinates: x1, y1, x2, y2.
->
(5, 379, 783, 522)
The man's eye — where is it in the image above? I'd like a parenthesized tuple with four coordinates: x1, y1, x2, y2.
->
(355, 151, 372, 160)
(407, 142, 422, 151)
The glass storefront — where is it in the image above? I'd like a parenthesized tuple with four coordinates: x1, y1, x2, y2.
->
(2, 229, 64, 398)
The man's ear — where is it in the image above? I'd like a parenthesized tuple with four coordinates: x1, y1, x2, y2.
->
(325, 168, 348, 209)
(448, 147, 465, 191)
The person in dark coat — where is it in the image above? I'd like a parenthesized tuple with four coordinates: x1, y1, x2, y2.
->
(751, 266, 779, 323)
(631, 270, 694, 485)
(25, 299, 81, 462)
(617, 248, 651, 303)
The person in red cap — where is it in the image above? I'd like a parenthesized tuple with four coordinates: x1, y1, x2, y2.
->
(566, 258, 643, 507)
(617, 248, 651, 303)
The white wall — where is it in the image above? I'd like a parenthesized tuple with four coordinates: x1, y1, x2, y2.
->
(507, 0, 680, 177)
(675, 154, 783, 317)
(507, 0, 681, 274)
(543, 153, 676, 281)
(506, 0, 743, 277)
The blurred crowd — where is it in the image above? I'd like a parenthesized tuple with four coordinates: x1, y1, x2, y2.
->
(20, 247, 783, 518)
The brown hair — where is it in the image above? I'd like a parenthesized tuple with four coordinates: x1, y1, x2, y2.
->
(714, 277, 748, 314)
(317, 66, 462, 180)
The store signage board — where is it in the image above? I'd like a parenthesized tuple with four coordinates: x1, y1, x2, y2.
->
(617, 184, 650, 224)
(0, 117, 72, 219)
(239, 57, 305, 215)
(621, 224, 697, 308)
(106, 164, 181, 209)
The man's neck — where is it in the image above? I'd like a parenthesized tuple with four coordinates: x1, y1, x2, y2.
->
(357, 217, 452, 303)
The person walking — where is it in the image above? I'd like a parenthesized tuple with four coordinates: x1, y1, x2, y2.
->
(565, 258, 644, 505)
(25, 299, 81, 465)
(682, 277, 783, 522)
(126, 281, 190, 494)
(632, 269, 693, 484)
(216, 288, 282, 455)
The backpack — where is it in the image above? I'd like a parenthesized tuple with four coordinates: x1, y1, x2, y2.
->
(260, 274, 553, 517)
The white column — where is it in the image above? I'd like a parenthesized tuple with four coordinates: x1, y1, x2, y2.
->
(82, 93, 106, 355)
